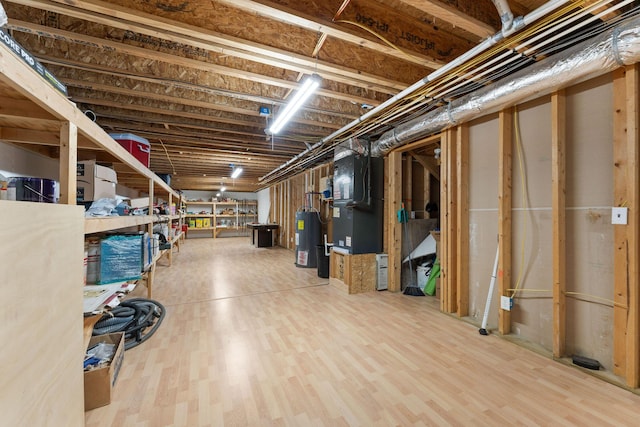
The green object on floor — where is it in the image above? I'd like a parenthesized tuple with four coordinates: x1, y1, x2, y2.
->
(424, 258, 440, 296)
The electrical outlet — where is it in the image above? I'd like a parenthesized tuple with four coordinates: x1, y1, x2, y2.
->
(500, 296, 512, 311)
(612, 207, 628, 225)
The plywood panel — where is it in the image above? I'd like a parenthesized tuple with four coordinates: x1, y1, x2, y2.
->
(0, 200, 84, 426)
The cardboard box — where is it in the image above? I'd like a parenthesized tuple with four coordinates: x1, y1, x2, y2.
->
(109, 133, 150, 167)
(84, 332, 124, 411)
(77, 161, 117, 202)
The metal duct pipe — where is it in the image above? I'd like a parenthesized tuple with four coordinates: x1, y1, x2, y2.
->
(371, 15, 640, 157)
(492, 0, 514, 31)
(259, 0, 572, 182)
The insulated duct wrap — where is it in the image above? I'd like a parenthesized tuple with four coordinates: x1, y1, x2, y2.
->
(372, 16, 640, 157)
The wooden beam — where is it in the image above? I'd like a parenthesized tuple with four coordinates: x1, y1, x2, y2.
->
(387, 150, 403, 292)
(551, 90, 566, 358)
(214, 0, 456, 69)
(8, 1, 407, 94)
(441, 127, 457, 313)
(404, 154, 413, 212)
(498, 108, 513, 335)
(409, 151, 441, 181)
(456, 124, 469, 317)
(625, 63, 640, 388)
(392, 134, 441, 153)
(397, 0, 496, 38)
(59, 121, 77, 204)
(613, 68, 628, 376)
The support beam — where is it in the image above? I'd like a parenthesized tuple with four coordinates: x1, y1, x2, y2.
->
(404, 154, 413, 212)
(59, 121, 77, 205)
(441, 127, 457, 313)
(498, 108, 513, 335)
(387, 150, 403, 292)
(551, 90, 566, 358)
(456, 124, 469, 317)
(625, 64, 640, 388)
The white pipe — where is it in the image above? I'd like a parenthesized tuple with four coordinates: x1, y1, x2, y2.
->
(372, 13, 640, 156)
(492, 0, 514, 31)
(479, 246, 500, 335)
(258, 0, 573, 182)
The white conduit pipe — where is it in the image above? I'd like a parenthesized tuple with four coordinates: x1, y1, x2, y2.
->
(371, 14, 640, 157)
(492, 0, 514, 31)
(258, 0, 571, 182)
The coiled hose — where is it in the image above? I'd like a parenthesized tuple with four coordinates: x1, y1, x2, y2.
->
(93, 298, 165, 350)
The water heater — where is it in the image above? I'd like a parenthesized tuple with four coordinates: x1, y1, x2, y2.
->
(294, 210, 321, 268)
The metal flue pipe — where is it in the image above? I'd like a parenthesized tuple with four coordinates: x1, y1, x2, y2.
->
(371, 14, 640, 157)
(259, 0, 572, 182)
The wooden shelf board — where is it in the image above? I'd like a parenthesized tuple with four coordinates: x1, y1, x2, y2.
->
(85, 215, 153, 234)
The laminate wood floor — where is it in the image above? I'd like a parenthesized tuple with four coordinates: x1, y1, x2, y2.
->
(85, 237, 640, 426)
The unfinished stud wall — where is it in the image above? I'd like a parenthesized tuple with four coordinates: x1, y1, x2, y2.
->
(509, 97, 554, 349)
(466, 74, 616, 369)
(268, 163, 333, 250)
(468, 115, 500, 327)
(564, 75, 614, 369)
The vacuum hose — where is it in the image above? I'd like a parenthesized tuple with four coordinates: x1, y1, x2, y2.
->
(93, 298, 166, 350)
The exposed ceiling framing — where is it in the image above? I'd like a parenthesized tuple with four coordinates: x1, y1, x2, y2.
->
(0, 0, 611, 193)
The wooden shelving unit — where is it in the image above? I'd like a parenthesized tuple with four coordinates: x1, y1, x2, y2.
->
(184, 200, 257, 238)
(0, 39, 181, 422)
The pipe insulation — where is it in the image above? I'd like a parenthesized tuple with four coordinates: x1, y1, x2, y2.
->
(372, 14, 640, 157)
(258, 0, 574, 182)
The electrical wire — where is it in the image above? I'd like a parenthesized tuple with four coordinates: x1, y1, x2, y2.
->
(510, 106, 528, 298)
(158, 138, 176, 175)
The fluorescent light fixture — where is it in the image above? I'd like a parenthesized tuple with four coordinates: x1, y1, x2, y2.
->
(231, 167, 243, 179)
(269, 74, 321, 134)
(220, 186, 226, 192)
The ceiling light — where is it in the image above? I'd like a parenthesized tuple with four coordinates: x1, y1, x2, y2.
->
(231, 166, 243, 179)
(220, 186, 226, 192)
(268, 74, 321, 134)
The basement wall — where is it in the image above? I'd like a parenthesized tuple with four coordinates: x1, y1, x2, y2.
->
(466, 74, 614, 368)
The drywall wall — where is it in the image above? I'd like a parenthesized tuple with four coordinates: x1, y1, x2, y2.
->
(257, 188, 270, 223)
(0, 141, 59, 179)
(465, 74, 615, 369)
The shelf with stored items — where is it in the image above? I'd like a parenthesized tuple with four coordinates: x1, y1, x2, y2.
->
(183, 199, 258, 238)
(0, 36, 187, 420)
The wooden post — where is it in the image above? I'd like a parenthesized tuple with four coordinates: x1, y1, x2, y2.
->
(551, 90, 566, 358)
(387, 151, 403, 292)
(613, 68, 629, 376)
(625, 64, 640, 388)
(404, 154, 413, 212)
(441, 128, 458, 313)
(456, 124, 469, 317)
(59, 121, 77, 205)
(498, 108, 513, 335)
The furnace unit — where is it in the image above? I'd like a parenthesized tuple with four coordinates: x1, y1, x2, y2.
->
(332, 143, 383, 254)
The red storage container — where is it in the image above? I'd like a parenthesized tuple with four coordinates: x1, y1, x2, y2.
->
(109, 133, 150, 167)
